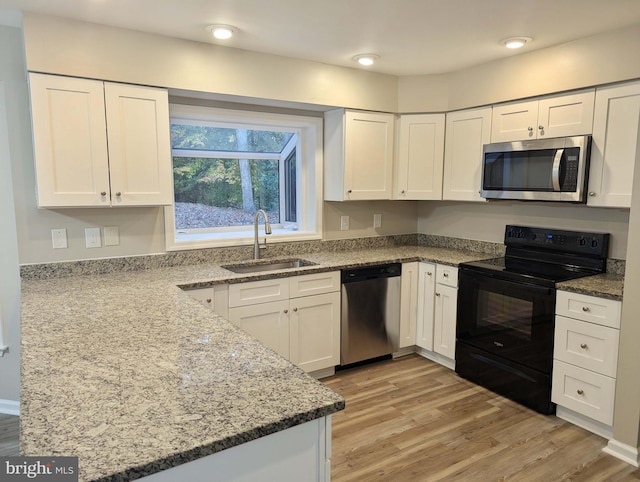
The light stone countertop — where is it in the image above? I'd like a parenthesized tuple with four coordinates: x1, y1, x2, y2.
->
(19, 245, 623, 481)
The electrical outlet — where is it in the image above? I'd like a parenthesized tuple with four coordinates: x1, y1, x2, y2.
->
(104, 226, 120, 246)
(340, 215, 350, 231)
(51, 228, 67, 249)
(85, 227, 101, 248)
(373, 213, 382, 228)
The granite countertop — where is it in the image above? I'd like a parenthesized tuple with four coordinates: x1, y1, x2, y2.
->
(557, 273, 624, 301)
(20, 245, 623, 481)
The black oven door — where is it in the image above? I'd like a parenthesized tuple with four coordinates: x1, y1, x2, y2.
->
(456, 267, 555, 374)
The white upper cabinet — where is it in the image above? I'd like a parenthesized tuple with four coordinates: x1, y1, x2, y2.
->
(491, 90, 595, 142)
(324, 109, 395, 201)
(443, 107, 491, 202)
(29, 73, 172, 208)
(394, 114, 445, 200)
(588, 81, 640, 208)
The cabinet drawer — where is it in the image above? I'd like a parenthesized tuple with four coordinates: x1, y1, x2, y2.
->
(552, 360, 615, 425)
(556, 291, 621, 328)
(290, 271, 340, 298)
(436, 265, 458, 288)
(229, 278, 289, 307)
(554, 316, 619, 377)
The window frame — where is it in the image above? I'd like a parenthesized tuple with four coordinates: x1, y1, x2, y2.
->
(164, 104, 323, 251)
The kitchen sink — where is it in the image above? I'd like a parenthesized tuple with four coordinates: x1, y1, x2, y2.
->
(221, 258, 318, 274)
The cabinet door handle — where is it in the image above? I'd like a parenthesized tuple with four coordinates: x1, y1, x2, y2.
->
(435, 292, 441, 297)
(205, 298, 212, 304)
(283, 309, 288, 314)
(580, 343, 588, 349)
(100, 191, 107, 196)
(443, 273, 449, 277)
(538, 125, 544, 131)
(347, 190, 352, 194)
(577, 389, 584, 395)
(427, 272, 433, 276)
(582, 306, 590, 312)
(589, 192, 596, 197)
(115, 192, 122, 197)
(528, 126, 533, 132)
(293, 307, 298, 312)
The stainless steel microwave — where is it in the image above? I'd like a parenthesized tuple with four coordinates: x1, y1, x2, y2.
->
(480, 135, 591, 203)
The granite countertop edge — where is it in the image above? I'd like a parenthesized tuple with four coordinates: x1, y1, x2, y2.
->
(20, 245, 623, 481)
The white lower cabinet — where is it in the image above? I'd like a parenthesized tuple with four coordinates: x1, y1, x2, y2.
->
(416, 262, 458, 366)
(183, 284, 229, 317)
(228, 272, 341, 374)
(290, 292, 341, 372)
(229, 300, 291, 359)
(552, 290, 622, 433)
(399, 262, 419, 348)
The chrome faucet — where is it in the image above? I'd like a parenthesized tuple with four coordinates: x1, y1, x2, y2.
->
(253, 209, 272, 259)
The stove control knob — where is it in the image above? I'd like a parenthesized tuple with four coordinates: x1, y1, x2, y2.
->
(578, 237, 587, 247)
(591, 239, 599, 248)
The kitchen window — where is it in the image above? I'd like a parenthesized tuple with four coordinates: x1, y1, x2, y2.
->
(165, 104, 323, 251)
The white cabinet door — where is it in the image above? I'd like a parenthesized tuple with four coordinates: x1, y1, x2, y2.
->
(394, 114, 445, 200)
(588, 81, 640, 208)
(399, 262, 419, 348)
(433, 283, 458, 359)
(443, 107, 491, 202)
(324, 109, 395, 201)
(185, 286, 215, 310)
(104, 82, 173, 206)
(416, 263, 436, 350)
(537, 91, 594, 139)
(228, 301, 291, 359)
(29, 73, 111, 207)
(491, 91, 594, 142)
(290, 292, 340, 373)
(490, 100, 538, 142)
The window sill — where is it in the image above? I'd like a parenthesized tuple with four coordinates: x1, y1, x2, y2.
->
(166, 228, 322, 252)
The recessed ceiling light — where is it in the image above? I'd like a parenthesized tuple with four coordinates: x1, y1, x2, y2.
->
(353, 54, 379, 66)
(502, 37, 532, 49)
(207, 24, 236, 40)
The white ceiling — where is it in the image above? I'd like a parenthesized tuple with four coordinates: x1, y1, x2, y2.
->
(2, 0, 640, 76)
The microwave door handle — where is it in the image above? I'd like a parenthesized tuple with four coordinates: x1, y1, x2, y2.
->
(552, 148, 564, 191)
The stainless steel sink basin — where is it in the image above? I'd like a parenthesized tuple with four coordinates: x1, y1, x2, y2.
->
(222, 258, 318, 274)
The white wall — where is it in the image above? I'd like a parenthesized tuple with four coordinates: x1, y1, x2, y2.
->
(0, 25, 24, 408)
(418, 201, 629, 259)
(323, 201, 418, 240)
(399, 23, 640, 112)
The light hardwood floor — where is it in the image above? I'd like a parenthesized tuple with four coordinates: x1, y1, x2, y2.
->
(324, 354, 640, 482)
(0, 413, 19, 456)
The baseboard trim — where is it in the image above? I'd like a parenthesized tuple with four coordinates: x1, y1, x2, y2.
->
(0, 399, 20, 415)
(603, 439, 640, 467)
(555, 406, 613, 440)
(416, 347, 455, 371)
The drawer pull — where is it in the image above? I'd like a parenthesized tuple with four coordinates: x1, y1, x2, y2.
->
(427, 272, 433, 276)
(580, 343, 588, 349)
(443, 273, 449, 278)
(206, 298, 212, 303)
(582, 306, 591, 312)
(284, 309, 288, 314)
(577, 389, 584, 395)
(435, 292, 441, 297)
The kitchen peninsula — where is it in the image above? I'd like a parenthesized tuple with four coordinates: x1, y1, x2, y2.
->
(19, 241, 624, 481)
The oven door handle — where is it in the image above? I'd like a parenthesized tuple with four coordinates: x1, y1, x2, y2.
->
(552, 148, 564, 191)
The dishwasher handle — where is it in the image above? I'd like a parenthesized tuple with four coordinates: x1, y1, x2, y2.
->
(341, 263, 402, 283)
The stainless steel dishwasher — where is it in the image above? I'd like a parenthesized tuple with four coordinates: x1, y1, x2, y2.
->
(340, 263, 402, 366)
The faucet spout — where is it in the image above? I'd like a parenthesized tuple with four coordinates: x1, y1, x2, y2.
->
(253, 210, 272, 259)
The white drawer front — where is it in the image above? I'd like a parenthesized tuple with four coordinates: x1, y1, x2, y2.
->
(552, 360, 615, 425)
(556, 291, 621, 328)
(229, 278, 289, 307)
(554, 316, 619, 377)
(436, 265, 458, 288)
(184, 286, 215, 310)
(290, 271, 340, 298)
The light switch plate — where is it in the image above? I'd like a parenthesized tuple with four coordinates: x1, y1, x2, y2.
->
(103, 226, 120, 246)
(85, 227, 101, 248)
(340, 216, 349, 231)
(51, 228, 67, 249)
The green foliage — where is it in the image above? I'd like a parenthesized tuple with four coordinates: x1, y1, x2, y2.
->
(171, 124, 291, 214)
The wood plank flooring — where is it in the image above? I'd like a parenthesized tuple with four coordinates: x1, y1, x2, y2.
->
(0, 413, 19, 456)
(324, 354, 640, 482)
